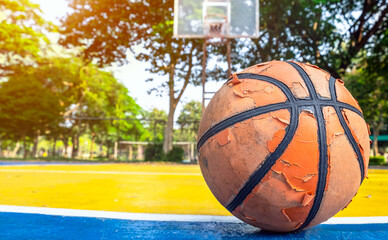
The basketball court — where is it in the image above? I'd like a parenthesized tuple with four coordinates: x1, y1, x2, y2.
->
(0, 162, 387, 239)
(2, 0, 387, 239)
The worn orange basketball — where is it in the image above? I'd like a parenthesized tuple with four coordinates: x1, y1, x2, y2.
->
(197, 60, 370, 232)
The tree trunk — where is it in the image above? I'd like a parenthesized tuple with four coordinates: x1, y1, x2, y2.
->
(32, 135, 39, 158)
(372, 121, 384, 156)
(163, 65, 177, 154)
(114, 141, 118, 160)
(90, 132, 95, 159)
(76, 134, 80, 158)
(63, 138, 68, 158)
(74, 119, 81, 158)
(52, 137, 57, 158)
(106, 141, 110, 159)
(71, 136, 75, 158)
(99, 143, 103, 157)
(161, 47, 193, 154)
(71, 135, 78, 158)
(11, 142, 20, 158)
(163, 104, 175, 154)
(137, 145, 144, 160)
(128, 145, 133, 161)
(23, 136, 27, 159)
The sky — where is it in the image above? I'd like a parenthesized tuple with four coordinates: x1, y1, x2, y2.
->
(33, 0, 224, 117)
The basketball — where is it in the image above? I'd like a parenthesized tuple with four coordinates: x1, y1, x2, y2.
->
(197, 60, 371, 232)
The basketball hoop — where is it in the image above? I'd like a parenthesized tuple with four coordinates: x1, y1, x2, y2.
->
(174, 0, 260, 111)
(174, 0, 259, 39)
(203, 14, 228, 38)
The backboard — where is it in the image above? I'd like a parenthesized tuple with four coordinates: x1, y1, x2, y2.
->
(174, 0, 259, 38)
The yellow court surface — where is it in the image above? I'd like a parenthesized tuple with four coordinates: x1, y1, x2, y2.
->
(0, 163, 387, 217)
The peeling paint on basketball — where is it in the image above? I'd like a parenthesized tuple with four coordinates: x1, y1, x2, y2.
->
(197, 60, 370, 232)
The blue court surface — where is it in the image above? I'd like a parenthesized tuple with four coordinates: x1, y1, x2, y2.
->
(0, 206, 387, 240)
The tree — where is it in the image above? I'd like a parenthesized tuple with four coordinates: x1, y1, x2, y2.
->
(176, 101, 201, 142)
(63, 63, 144, 159)
(345, 28, 388, 156)
(0, 53, 143, 159)
(235, 0, 388, 78)
(0, 56, 87, 158)
(0, 65, 65, 158)
(59, 0, 204, 154)
(59, 0, 387, 154)
(87, 73, 145, 159)
(143, 108, 168, 143)
(345, 69, 387, 156)
(0, 0, 51, 78)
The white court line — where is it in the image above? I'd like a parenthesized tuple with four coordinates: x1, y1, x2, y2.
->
(0, 205, 387, 224)
(0, 169, 202, 176)
(324, 216, 388, 225)
(0, 205, 239, 223)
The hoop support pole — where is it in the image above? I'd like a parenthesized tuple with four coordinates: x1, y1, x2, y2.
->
(226, 39, 231, 77)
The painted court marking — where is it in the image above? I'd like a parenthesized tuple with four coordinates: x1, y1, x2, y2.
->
(0, 205, 387, 225)
(0, 169, 202, 176)
(0, 205, 238, 223)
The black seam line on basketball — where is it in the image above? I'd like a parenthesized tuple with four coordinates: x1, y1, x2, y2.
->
(286, 61, 318, 100)
(197, 100, 362, 151)
(223, 76, 233, 85)
(285, 61, 315, 95)
(197, 100, 363, 151)
(322, 102, 363, 117)
(287, 61, 329, 231)
(198, 73, 296, 151)
(296, 105, 329, 231)
(198, 66, 365, 217)
(227, 71, 362, 117)
(296, 100, 363, 117)
(224, 69, 362, 118)
(225, 106, 299, 212)
(196, 102, 293, 151)
(329, 77, 365, 183)
(338, 106, 365, 183)
(284, 61, 363, 117)
(234, 73, 297, 102)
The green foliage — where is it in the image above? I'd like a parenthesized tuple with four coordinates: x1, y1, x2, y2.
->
(60, 0, 388, 82)
(65, 61, 146, 159)
(0, 0, 52, 77)
(175, 101, 201, 142)
(145, 143, 165, 161)
(60, 0, 205, 153)
(177, 101, 201, 132)
(235, 0, 388, 79)
(142, 108, 167, 142)
(60, 0, 388, 154)
(0, 55, 144, 158)
(60, 0, 203, 74)
(0, 62, 69, 141)
(0, 1, 146, 158)
(166, 146, 184, 162)
(344, 27, 387, 156)
(77, 64, 145, 142)
(369, 156, 386, 165)
(345, 67, 388, 132)
(144, 143, 184, 162)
